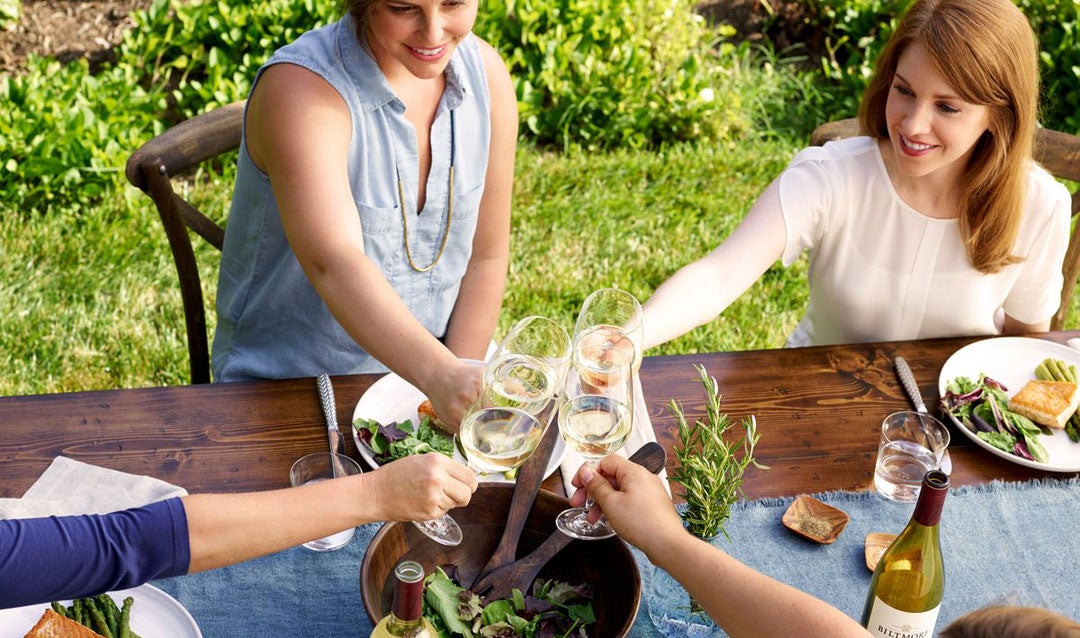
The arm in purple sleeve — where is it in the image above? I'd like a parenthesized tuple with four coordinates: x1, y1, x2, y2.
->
(0, 497, 190, 609)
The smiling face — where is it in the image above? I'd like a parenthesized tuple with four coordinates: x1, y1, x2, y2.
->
(883, 42, 991, 188)
(365, 0, 477, 81)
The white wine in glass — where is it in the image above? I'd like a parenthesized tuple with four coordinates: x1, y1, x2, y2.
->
(559, 395, 632, 459)
(413, 406, 545, 546)
(574, 288, 643, 372)
(556, 345, 634, 540)
(483, 353, 558, 416)
(573, 326, 636, 390)
(459, 406, 546, 474)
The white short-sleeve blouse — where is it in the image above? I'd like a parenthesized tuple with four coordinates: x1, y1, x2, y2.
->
(778, 136, 1071, 347)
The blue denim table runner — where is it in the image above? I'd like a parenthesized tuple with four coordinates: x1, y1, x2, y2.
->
(154, 477, 1079, 637)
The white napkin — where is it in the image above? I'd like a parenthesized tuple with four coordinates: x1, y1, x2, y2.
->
(0, 457, 188, 520)
(560, 374, 672, 497)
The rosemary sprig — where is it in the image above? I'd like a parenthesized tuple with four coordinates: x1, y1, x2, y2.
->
(668, 363, 767, 540)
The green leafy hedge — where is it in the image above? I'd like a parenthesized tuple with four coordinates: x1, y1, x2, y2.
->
(474, 0, 737, 150)
(117, 0, 339, 118)
(773, 0, 1080, 134)
(2, 0, 1078, 214)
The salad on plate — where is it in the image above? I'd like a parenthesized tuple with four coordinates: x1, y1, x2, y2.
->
(940, 374, 1048, 463)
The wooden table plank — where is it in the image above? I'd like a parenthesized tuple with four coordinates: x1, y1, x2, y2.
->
(641, 333, 1079, 500)
(2, 333, 1077, 501)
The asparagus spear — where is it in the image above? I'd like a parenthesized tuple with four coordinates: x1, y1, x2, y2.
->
(1037, 358, 1080, 442)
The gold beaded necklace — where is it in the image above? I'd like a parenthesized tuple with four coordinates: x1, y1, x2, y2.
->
(398, 111, 455, 273)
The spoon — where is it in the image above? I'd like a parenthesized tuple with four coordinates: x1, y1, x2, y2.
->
(470, 441, 666, 601)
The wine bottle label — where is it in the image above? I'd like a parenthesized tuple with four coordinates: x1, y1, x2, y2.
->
(864, 597, 940, 638)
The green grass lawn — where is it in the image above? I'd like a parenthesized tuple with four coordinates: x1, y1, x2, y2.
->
(0, 136, 811, 396)
(2, 133, 1077, 397)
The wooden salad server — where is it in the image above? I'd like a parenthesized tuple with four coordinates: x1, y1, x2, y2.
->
(471, 441, 666, 601)
(466, 404, 562, 590)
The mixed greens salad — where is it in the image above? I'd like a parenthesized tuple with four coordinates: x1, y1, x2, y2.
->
(423, 567, 595, 638)
(940, 374, 1048, 463)
(353, 415, 455, 464)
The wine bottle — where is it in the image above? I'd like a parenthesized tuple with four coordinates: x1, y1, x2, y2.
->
(861, 469, 949, 638)
(370, 561, 436, 638)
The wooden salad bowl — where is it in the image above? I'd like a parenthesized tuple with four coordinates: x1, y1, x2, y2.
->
(360, 483, 641, 636)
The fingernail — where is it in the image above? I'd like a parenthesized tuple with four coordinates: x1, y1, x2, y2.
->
(580, 467, 595, 483)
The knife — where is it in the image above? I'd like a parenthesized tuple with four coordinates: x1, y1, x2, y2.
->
(894, 356, 927, 413)
(317, 373, 350, 478)
(893, 357, 952, 473)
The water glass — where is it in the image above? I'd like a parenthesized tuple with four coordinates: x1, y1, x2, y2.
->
(289, 452, 362, 550)
(874, 411, 951, 502)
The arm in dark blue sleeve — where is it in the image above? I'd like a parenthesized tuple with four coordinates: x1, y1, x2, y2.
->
(0, 497, 191, 609)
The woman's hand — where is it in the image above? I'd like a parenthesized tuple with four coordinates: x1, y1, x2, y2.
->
(364, 453, 478, 521)
(570, 454, 685, 561)
(423, 358, 484, 430)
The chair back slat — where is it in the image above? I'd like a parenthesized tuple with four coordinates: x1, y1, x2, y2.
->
(125, 100, 245, 383)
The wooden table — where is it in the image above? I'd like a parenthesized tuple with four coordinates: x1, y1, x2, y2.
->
(3, 332, 1078, 500)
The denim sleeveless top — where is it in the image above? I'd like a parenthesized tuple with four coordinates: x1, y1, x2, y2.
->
(212, 16, 491, 381)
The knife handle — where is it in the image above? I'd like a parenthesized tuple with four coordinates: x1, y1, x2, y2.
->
(894, 356, 927, 413)
(317, 374, 339, 430)
(317, 374, 349, 478)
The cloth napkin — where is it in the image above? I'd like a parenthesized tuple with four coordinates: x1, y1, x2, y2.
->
(560, 374, 671, 496)
(0, 456, 188, 520)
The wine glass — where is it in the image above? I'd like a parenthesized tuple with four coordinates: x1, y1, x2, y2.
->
(555, 342, 635, 540)
(483, 316, 572, 418)
(413, 406, 546, 546)
(412, 319, 565, 546)
(574, 288, 644, 373)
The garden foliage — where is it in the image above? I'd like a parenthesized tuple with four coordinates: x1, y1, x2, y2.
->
(473, 0, 739, 150)
(1, 0, 1079, 214)
(764, 0, 1080, 133)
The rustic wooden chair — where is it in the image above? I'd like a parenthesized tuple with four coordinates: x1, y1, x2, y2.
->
(810, 117, 1080, 330)
(125, 100, 246, 384)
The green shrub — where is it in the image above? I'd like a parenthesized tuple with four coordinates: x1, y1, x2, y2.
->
(473, 0, 742, 150)
(762, 0, 1080, 136)
(117, 0, 339, 119)
(0, 0, 18, 29)
(1015, 0, 1080, 133)
(0, 0, 340, 212)
(0, 56, 167, 211)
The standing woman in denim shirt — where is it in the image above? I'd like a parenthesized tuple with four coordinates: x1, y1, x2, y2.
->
(212, 0, 518, 428)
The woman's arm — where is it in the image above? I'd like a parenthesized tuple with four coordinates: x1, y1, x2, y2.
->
(185, 452, 476, 573)
(641, 179, 788, 350)
(0, 454, 476, 609)
(246, 65, 480, 426)
(441, 40, 518, 362)
(572, 456, 872, 638)
(1001, 315, 1050, 334)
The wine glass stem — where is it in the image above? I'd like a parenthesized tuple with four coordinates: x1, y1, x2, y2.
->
(581, 460, 604, 526)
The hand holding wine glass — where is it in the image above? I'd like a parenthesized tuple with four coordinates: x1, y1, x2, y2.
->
(410, 318, 564, 546)
(556, 343, 635, 540)
(411, 405, 546, 546)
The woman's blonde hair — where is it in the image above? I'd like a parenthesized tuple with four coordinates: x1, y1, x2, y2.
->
(939, 605, 1080, 638)
(858, 0, 1040, 274)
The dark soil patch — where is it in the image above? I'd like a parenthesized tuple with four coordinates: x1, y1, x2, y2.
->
(0, 0, 149, 75)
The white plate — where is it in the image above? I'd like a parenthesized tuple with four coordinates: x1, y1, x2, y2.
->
(938, 336, 1080, 472)
(0, 584, 201, 638)
(351, 371, 566, 483)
